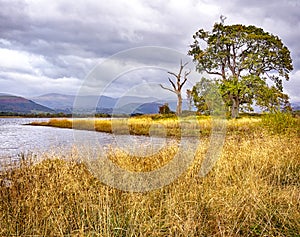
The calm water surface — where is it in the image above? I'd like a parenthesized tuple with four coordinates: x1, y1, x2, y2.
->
(0, 118, 168, 163)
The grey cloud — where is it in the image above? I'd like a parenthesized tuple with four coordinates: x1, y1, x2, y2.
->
(0, 0, 299, 100)
(0, 0, 29, 34)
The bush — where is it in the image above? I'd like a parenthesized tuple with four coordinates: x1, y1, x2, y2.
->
(261, 112, 299, 135)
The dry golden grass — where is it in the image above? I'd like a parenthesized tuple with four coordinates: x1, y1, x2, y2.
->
(28, 114, 275, 138)
(107, 144, 179, 172)
(1, 115, 299, 236)
(29, 116, 207, 137)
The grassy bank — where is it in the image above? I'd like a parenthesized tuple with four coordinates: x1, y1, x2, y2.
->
(29, 116, 201, 137)
(1, 114, 299, 236)
(29, 113, 300, 137)
(29, 114, 266, 137)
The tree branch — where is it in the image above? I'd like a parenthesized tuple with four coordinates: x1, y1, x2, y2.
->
(167, 71, 178, 78)
(179, 69, 191, 90)
(168, 77, 177, 91)
(159, 84, 176, 94)
(179, 77, 188, 91)
(184, 68, 191, 77)
(182, 61, 189, 68)
(204, 69, 223, 76)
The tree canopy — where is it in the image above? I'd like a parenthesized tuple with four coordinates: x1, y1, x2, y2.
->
(188, 23, 293, 118)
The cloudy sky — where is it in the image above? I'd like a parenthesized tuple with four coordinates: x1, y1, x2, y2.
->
(0, 0, 299, 102)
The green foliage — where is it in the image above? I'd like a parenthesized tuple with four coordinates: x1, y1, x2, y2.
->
(256, 86, 292, 112)
(261, 112, 299, 135)
(191, 77, 229, 117)
(192, 77, 211, 114)
(189, 23, 293, 118)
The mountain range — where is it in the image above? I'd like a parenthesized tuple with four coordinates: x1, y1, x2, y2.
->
(0, 93, 182, 115)
(1, 92, 299, 115)
(30, 93, 182, 114)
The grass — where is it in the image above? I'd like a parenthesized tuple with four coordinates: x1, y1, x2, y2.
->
(1, 113, 299, 236)
(30, 116, 202, 137)
(29, 113, 291, 137)
(29, 115, 225, 137)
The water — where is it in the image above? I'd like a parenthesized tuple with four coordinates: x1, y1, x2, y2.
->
(0, 118, 169, 163)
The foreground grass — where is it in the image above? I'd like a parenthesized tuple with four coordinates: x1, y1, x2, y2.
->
(1, 120, 299, 236)
(1, 114, 299, 236)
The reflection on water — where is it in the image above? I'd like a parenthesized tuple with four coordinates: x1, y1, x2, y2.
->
(0, 118, 169, 163)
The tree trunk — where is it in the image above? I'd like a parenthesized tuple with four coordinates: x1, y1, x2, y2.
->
(177, 93, 182, 116)
(231, 97, 239, 119)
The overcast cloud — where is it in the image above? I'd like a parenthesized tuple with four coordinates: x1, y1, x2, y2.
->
(0, 0, 299, 101)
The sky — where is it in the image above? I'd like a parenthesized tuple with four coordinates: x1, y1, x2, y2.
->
(0, 0, 300, 102)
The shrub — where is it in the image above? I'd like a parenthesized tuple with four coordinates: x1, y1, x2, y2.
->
(261, 112, 299, 135)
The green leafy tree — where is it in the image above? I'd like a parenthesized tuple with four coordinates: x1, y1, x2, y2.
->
(192, 78, 210, 114)
(189, 23, 293, 118)
(192, 77, 225, 116)
(256, 85, 292, 112)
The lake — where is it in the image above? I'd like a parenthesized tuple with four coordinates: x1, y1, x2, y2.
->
(0, 118, 168, 164)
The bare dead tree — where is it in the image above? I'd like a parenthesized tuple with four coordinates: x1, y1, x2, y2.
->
(186, 89, 193, 111)
(160, 60, 191, 116)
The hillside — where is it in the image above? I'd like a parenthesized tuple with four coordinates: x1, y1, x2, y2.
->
(31, 93, 185, 114)
(31, 93, 118, 113)
(0, 94, 55, 114)
(113, 102, 163, 115)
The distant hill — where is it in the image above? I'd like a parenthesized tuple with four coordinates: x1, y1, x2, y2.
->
(291, 102, 300, 111)
(113, 102, 163, 115)
(31, 93, 75, 110)
(31, 93, 118, 113)
(0, 94, 55, 114)
(31, 93, 184, 114)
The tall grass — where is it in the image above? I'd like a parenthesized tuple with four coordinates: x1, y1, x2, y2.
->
(29, 115, 267, 137)
(1, 120, 299, 236)
(30, 117, 204, 137)
(4, 114, 299, 235)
